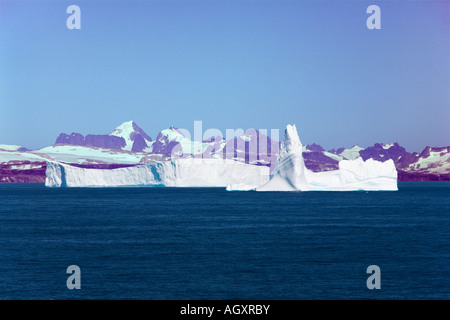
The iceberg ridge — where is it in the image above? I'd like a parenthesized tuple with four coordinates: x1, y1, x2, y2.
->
(251, 124, 398, 191)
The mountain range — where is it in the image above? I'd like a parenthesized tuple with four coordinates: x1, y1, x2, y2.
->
(1, 121, 449, 183)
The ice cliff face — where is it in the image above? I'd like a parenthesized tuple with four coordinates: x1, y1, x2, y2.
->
(45, 159, 270, 188)
(249, 124, 398, 191)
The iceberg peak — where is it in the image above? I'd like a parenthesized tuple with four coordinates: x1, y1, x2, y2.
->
(279, 124, 303, 159)
(252, 124, 398, 192)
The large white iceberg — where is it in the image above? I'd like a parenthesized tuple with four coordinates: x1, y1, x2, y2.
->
(229, 124, 398, 191)
(45, 124, 397, 190)
(45, 158, 270, 188)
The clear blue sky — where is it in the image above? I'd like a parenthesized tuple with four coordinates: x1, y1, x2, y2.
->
(0, 0, 449, 151)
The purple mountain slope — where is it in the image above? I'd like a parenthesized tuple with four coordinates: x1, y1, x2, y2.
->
(131, 134, 148, 152)
(85, 135, 127, 149)
(303, 152, 339, 172)
(55, 133, 126, 149)
(151, 127, 185, 155)
(306, 143, 325, 152)
(55, 132, 86, 145)
(359, 142, 408, 162)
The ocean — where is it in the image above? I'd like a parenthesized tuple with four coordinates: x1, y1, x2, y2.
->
(0, 182, 448, 300)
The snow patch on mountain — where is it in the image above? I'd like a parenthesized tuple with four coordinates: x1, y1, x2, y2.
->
(382, 143, 395, 150)
(0, 145, 25, 151)
(339, 145, 364, 160)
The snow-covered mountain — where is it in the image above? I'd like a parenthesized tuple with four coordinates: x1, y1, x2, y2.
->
(0, 144, 29, 152)
(288, 139, 449, 181)
(146, 126, 280, 173)
(327, 142, 407, 162)
(396, 146, 450, 179)
(55, 120, 152, 152)
(407, 146, 450, 173)
(327, 143, 450, 180)
(150, 127, 216, 156)
(1, 121, 449, 183)
(55, 132, 126, 150)
(109, 120, 153, 152)
(359, 142, 408, 162)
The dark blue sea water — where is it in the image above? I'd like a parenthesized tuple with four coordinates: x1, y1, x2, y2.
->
(0, 182, 449, 300)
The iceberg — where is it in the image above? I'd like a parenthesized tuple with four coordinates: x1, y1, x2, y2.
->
(231, 124, 398, 191)
(45, 158, 270, 188)
(44, 124, 397, 190)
